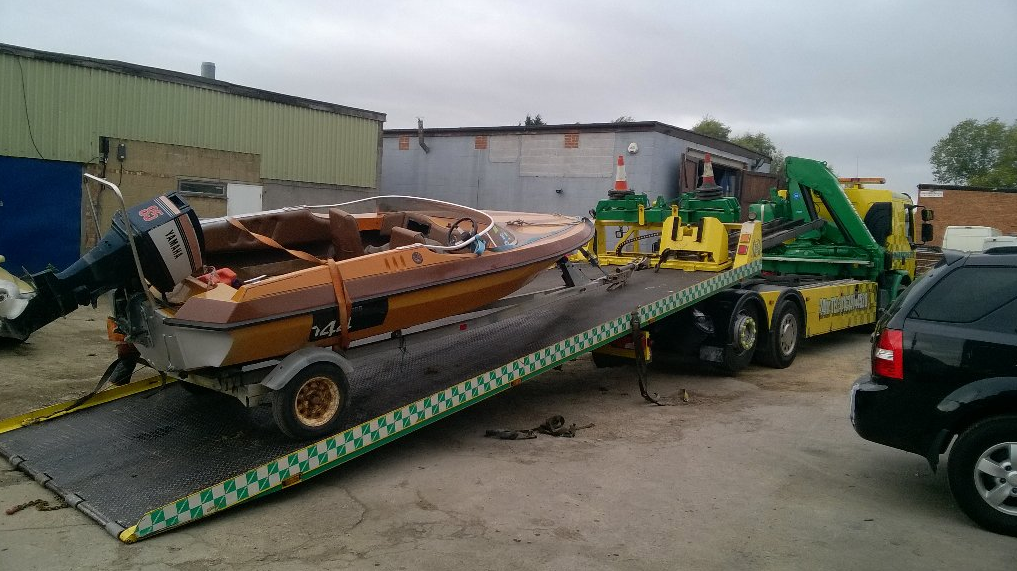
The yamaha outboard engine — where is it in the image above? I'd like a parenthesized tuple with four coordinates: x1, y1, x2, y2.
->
(0, 193, 203, 341)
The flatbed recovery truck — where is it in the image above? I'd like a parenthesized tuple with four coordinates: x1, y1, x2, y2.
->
(0, 175, 766, 541)
(589, 155, 934, 369)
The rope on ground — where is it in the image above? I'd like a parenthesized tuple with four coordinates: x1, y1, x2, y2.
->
(5, 498, 69, 515)
(484, 415, 594, 440)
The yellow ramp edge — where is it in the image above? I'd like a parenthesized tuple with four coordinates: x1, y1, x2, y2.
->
(0, 375, 170, 434)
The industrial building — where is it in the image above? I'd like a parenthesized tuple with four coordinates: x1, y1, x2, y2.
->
(0, 43, 385, 274)
(380, 122, 774, 217)
(916, 183, 1017, 247)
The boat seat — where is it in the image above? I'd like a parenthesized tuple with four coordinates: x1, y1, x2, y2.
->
(379, 212, 408, 237)
(389, 226, 429, 248)
(329, 208, 365, 260)
(203, 210, 331, 254)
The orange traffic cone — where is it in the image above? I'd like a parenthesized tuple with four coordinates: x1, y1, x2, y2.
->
(701, 153, 717, 186)
(609, 155, 633, 198)
(695, 153, 723, 199)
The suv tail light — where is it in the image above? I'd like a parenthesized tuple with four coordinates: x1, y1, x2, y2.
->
(873, 328, 904, 380)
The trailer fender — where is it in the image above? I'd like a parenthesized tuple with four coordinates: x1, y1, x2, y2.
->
(259, 347, 354, 392)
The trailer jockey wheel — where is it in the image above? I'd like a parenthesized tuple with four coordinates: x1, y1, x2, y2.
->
(273, 363, 350, 440)
(720, 304, 759, 373)
(448, 217, 478, 248)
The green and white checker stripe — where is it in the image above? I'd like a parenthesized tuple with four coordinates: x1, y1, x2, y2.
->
(132, 259, 760, 540)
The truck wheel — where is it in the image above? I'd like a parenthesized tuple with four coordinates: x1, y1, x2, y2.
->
(719, 304, 759, 373)
(755, 301, 802, 369)
(272, 363, 350, 440)
(947, 416, 1017, 537)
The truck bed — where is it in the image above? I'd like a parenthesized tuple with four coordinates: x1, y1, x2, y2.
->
(0, 261, 758, 541)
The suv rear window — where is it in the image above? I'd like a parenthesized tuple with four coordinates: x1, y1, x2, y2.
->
(909, 266, 1017, 322)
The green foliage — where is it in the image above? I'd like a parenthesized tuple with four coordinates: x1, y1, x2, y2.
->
(691, 116, 731, 140)
(731, 131, 784, 183)
(521, 114, 546, 127)
(930, 118, 1017, 187)
(692, 115, 788, 183)
(612, 115, 635, 123)
(731, 132, 776, 157)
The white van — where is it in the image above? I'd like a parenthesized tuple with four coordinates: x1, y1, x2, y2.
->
(942, 226, 1003, 252)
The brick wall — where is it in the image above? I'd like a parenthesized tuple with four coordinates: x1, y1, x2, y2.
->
(919, 189, 1017, 247)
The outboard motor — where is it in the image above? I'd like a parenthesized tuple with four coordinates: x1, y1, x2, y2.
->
(0, 193, 203, 341)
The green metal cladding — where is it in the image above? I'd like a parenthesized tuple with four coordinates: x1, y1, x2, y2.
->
(1, 48, 384, 188)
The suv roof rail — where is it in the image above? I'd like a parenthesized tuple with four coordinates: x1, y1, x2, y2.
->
(982, 246, 1017, 255)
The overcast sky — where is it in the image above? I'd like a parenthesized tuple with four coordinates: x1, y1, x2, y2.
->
(3, 1, 1015, 195)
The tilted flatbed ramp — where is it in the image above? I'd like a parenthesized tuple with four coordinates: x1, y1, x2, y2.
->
(0, 261, 759, 542)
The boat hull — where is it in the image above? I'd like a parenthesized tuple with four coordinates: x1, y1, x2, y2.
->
(155, 258, 556, 371)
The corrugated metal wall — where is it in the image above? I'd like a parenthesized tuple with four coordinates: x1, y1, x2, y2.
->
(0, 53, 381, 188)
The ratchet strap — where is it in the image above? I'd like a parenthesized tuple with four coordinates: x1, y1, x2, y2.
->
(226, 217, 324, 265)
(225, 217, 350, 350)
(326, 259, 352, 350)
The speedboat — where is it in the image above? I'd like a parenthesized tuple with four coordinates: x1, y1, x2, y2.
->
(1, 190, 594, 374)
(144, 195, 594, 370)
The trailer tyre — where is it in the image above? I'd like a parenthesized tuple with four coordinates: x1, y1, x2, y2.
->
(272, 363, 350, 440)
(755, 300, 802, 369)
(719, 304, 759, 373)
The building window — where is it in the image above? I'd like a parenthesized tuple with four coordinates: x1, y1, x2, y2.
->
(563, 133, 579, 149)
(398, 135, 410, 150)
(178, 179, 226, 196)
(475, 135, 489, 150)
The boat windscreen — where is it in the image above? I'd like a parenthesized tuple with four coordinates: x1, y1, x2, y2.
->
(315, 196, 492, 225)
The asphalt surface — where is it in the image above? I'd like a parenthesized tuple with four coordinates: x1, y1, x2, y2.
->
(0, 302, 1013, 570)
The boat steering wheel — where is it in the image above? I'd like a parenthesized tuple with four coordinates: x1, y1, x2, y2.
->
(447, 217, 478, 248)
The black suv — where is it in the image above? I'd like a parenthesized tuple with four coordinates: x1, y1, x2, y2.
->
(851, 247, 1017, 536)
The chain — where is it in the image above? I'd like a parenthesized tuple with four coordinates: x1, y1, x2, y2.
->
(5, 498, 70, 515)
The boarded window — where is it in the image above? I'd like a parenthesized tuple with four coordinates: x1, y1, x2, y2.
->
(398, 135, 410, 150)
(178, 179, 225, 196)
(475, 136, 489, 150)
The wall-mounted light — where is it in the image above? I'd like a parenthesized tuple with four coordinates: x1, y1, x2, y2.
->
(555, 188, 563, 194)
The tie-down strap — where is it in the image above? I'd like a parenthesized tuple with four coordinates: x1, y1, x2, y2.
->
(225, 216, 350, 349)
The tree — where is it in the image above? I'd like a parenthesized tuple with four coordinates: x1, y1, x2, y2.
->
(612, 115, 635, 123)
(691, 115, 786, 182)
(732, 132, 785, 182)
(521, 114, 545, 127)
(691, 116, 731, 140)
(930, 118, 1017, 187)
(731, 132, 776, 157)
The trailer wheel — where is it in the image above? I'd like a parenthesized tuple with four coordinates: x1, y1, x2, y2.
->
(719, 304, 759, 373)
(755, 300, 802, 369)
(272, 363, 350, 440)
